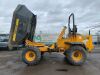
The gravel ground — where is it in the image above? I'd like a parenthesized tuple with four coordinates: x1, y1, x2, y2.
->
(0, 47, 100, 75)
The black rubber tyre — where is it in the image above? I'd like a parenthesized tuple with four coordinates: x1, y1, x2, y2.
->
(22, 47, 41, 66)
(64, 46, 87, 66)
(41, 52, 44, 60)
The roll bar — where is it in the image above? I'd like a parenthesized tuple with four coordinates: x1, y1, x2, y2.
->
(68, 13, 77, 35)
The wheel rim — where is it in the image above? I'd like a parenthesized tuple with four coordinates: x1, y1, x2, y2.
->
(72, 50, 83, 62)
(25, 50, 36, 62)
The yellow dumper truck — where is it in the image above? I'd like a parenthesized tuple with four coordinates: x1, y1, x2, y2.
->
(9, 4, 94, 66)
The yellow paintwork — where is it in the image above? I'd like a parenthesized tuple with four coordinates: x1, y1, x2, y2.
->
(26, 40, 45, 47)
(39, 46, 48, 52)
(25, 51, 36, 62)
(13, 19, 19, 41)
(85, 35, 94, 52)
(56, 26, 94, 52)
(25, 40, 48, 52)
(25, 26, 94, 53)
(49, 43, 55, 49)
(56, 27, 83, 50)
(72, 50, 83, 62)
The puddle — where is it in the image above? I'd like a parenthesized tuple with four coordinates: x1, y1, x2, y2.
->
(56, 68, 68, 72)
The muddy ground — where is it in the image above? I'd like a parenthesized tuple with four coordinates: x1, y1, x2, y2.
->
(0, 46, 100, 75)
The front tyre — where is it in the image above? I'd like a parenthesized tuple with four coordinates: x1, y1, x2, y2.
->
(22, 47, 41, 66)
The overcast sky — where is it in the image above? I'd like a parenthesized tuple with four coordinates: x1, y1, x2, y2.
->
(0, 0, 100, 34)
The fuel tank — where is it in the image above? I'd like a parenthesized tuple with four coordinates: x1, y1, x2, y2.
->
(8, 4, 36, 49)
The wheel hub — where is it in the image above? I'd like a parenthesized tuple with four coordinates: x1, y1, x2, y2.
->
(72, 50, 83, 62)
(25, 51, 36, 62)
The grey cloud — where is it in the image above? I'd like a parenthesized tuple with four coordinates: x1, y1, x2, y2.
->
(0, 0, 100, 34)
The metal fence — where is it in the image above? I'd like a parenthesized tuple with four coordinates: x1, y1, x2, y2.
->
(34, 33, 100, 45)
(34, 33, 59, 44)
(93, 35, 100, 45)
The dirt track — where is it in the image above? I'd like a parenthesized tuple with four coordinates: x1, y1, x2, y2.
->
(0, 47, 100, 75)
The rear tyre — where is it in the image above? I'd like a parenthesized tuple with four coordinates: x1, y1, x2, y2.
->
(22, 47, 41, 66)
(64, 46, 87, 66)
